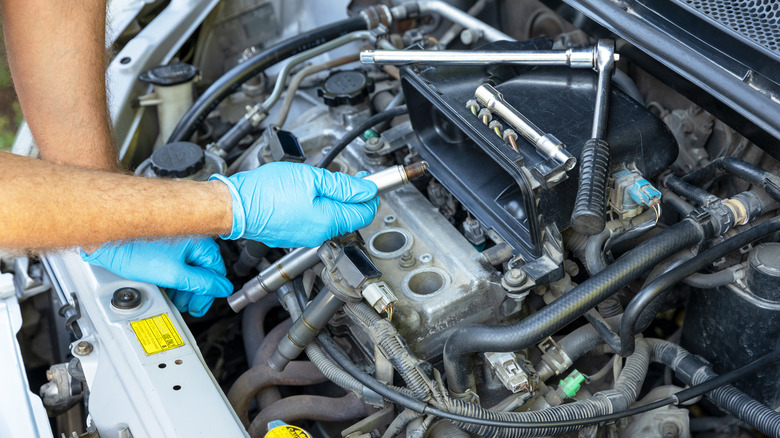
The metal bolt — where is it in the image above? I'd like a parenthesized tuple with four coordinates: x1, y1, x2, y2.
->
(661, 422, 680, 438)
(383, 215, 397, 226)
(418, 253, 433, 265)
(74, 341, 93, 356)
(399, 250, 416, 268)
(504, 269, 527, 287)
(45, 370, 53, 381)
(364, 136, 385, 152)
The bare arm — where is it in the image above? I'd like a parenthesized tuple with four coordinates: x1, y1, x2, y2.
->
(0, 152, 232, 249)
(1, 0, 117, 170)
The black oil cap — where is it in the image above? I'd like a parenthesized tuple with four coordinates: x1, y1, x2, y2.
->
(139, 63, 198, 86)
(747, 243, 780, 301)
(318, 70, 375, 107)
(150, 142, 205, 178)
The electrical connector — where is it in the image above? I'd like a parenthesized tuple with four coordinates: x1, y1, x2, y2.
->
(629, 178, 662, 207)
(558, 369, 586, 398)
(361, 281, 398, 317)
(610, 168, 663, 219)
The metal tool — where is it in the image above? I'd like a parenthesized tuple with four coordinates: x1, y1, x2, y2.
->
(475, 84, 576, 171)
(360, 46, 619, 69)
(571, 40, 616, 236)
(227, 162, 429, 313)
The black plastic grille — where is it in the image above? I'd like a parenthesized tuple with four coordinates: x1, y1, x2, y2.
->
(678, 0, 780, 53)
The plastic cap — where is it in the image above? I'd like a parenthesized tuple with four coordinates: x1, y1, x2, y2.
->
(559, 370, 586, 398)
(318, 70, 374, 107)
(150, 142, 205, 178)
(139, 63, 198, 86)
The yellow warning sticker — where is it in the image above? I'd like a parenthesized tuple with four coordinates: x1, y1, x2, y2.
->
(130, 313, 185, 355)
(265, 425, 312, 438)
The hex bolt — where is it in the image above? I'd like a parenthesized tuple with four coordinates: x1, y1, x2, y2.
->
(661, 422, 680, 438)
(399, 250, 416, 268)
(364, 136, 385, 152)
(111, 287, 142, 310)
(478, 108, 492, 125)
(74, 341, 93, 356)
(418, 253, 433, 265)
(488, 120, 503, 137)
(504, 269, 527, 287)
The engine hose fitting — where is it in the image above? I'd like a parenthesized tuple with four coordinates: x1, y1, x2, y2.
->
(571, 138, 610, 235)
(268, 289, 345, 372)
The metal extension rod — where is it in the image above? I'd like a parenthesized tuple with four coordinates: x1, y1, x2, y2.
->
(227, 162, 429, 313)
(360, 47, 620, 69)
(475, 84, 576, 171)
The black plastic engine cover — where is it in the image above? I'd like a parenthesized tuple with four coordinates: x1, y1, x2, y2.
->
(401, 39, 677, 265)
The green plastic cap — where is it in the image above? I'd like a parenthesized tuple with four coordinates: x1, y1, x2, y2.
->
(559, 370, 586, 398)
(363, 129, 379, 140)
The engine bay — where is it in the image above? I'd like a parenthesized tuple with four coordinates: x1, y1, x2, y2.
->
(4, 1, 780, 437)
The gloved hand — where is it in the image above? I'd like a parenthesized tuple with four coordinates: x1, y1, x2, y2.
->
(211, 162, 378, 248)
(81, 237, 233, 317)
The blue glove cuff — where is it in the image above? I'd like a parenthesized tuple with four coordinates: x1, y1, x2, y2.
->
(209, 174, 246, 240)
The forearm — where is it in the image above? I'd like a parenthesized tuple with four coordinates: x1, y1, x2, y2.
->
(0, 152, 232, 249)
(2, 0, 117, 170)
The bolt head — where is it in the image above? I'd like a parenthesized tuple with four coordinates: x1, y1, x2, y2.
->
(74, 341, 93, 356)
(505, 269, 527, 287)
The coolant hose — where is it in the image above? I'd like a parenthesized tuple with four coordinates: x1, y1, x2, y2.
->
(443, 217, 705, 394)
(620, 216, 780, 356)
(443, 339, 650, 438)
(168, 15, 370, 143)
(647, 339, 780, 438)
(662, 174, 720, 206)
(684, 156, 780, 202)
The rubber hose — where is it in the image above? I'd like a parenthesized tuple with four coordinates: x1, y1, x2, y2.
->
(647, 339, 780, 438)
(619, 216, 780, 356)
(248, 393, 369, 437)
(316, 105, 408, 168)
(227, 360, 328, 427)
(571, 138, 611, 236)
(445, 339, 650, 438)
(428, 420, 471, 438)
(584, 228, 611, 275)
(682, 268, 737, 288)
(443, 217, 704, 394)
(537, 315, 621, 381)
(662, 174, 719, 206)
(242, 294, 282, 367)
(684, 156, 780, 202)
(168, 15, 367, 143)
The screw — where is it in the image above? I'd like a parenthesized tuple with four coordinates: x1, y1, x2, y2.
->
(74, 341, 93, 356)
(503, 129, 519, 152)
(504, 269, 527, 287)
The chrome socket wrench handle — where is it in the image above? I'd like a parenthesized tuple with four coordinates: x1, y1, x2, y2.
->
(360, 46, 619, 69)
(475, 84, 576, 171)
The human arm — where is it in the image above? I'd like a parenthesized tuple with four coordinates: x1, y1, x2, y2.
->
(0, 152, 232, 249)
(0, 153, 378, 250)
(1, 0, 117, 170)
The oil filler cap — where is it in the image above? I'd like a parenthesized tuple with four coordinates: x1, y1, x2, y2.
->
(150, 141, 205, 178)
(139, 63, 198, 86)
(318, 70, 374, 107)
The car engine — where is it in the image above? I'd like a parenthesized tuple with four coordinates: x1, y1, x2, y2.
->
(4, 0, 780, 437)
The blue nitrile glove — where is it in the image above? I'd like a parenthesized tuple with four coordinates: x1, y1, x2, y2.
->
(81, 237, 233, 317)
(210, 162, 378, 248)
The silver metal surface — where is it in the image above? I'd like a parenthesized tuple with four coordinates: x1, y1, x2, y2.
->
(475, 84, 576, 170)
(591, 40, 616, 139)
(43, 251, 247, 437)
(364, 165, 409, 193)
(360, 47, 618, 67)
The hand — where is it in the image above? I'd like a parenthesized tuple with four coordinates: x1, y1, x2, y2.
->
(211, 162, 378, 248)
(81, 237, 233, 317)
